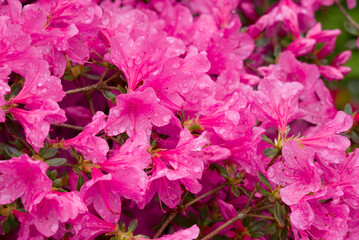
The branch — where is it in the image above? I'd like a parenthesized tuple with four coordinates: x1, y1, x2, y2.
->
(52, 123, 85, 131)
(200, 210, 248, 240)
(153, 191, 189, 239)
(265, 152, 281, 171)
(244, 181, 261, 209)
(200, 181, 263, 240)
(154, 183, 228, 238)
(336, 0, 359, 31)
(184, 183, 228, 209)
(66, 84, 98, 95)
(245, 214, 275, 221)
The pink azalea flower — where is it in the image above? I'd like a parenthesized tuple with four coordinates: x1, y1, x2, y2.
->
(207, 29, 254, 75)
(10, 61, 66, 106)
(251, 76, 305, 131)
(347, 0, 357, 8)
(140, 225, 200, 240)
(197, 92, 254, 140)
(299, 111, 352, 164)
(322, 149, 359, 209)
(0, 66, 11, 122)
(259, 51, 319, 91)
(70, 212, 117, 240)
(299, 80, 337, 125)
(247, 0, 300, 39)
(142, 129, 208, 208)
(64, 111, 109, 163)
(152, 1, 194, 44)
(80, 167, 147, 223)
(268, 140, 321, 205)
(99, 130, 151, 172)
(13, 209, 51, 240)
(28, 191, 88, 238)
(106, 31, 185, 91)
(318, 50, 352, 81)
(0, 154, 52, 209)
(106, 87, 173, 137)
(187, 0, 241, 28)
(143, 46, 213, 109)
(9, 102, 66, 151)
(287, 23, 341, 58)
(291, 189, 350, 239)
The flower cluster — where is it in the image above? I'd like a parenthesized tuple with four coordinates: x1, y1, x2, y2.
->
(0, 0, 358, 239)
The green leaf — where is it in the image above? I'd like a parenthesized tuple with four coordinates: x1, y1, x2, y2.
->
(274, 45, 281, 58)
(52, 178, 63, 188)
(261, 134, 274, 146)
(256, 38, 269, 47)
(280, 227, 289, 240)
(188, 211, 197, 223)
(351, 131, 359, 143)
(85, 74, 101, 80)
(5, 146, 23, 157)
(1, 214, 19, 234)
(274, 201, 285, 227)
(173, 215, 195, 228)
(76, 173, 85, 191)
(262, 55, 275, 64)
(280, 39, 290, 48)
(110, 237, 118, 240)
(45, 158, 67, 167)
(70, 146, 80, 162)
(238, 186, 251, 198)
(266, 222, 277, 235)
(263, 148, 278, 158)
(345, 39, 358, 50)
(47, 170, 58, 181)
(344, 103, 353, 115)
(250, 231, 266, 238)
(41, 148, 58, 159)
(7, 82, 23, 99)
(56, 188, 68, 192)
(199, 205, 209, 222)
(63, 75, 75, 81)
(127, 219, 138, 232)
(5, 115, 24, 139)
(232, 185, 241, 197)
(344, 21, 359, 36)
(258, 186, 271, 197)
(214, 164, 229, 179)
(103, 90, 117, 104)
(257, 171, 272, 191)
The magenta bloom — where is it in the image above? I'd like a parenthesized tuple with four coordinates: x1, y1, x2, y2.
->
(251, 76, 305, 131)
(268, 140, 321, 205)
(107, 31, 185, 91)
(138, 225, 200, 240)
(70, 212, 117, 240)
(0, 154, 52, 209)
(142, 129, 208, 208)
(299, 111, 352, 164)
(99, 130, 151, 172)
(80, 167, 147, 223)
(106, 87, 173, 137)
(28, 191, 88, 237)
(64, 111, 109, 163)
(10, 103, 66, 152)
